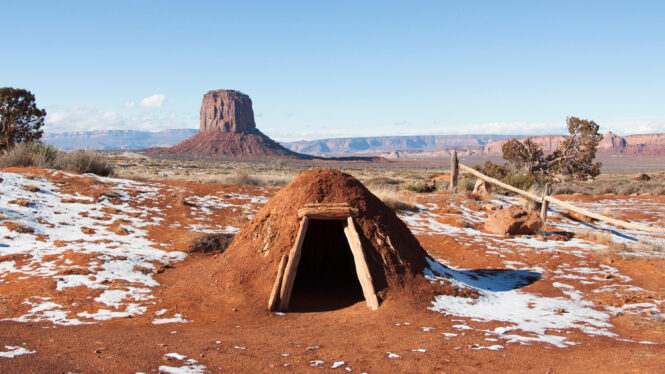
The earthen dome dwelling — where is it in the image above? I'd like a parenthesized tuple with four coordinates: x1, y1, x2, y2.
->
(4, 2, 665, 373)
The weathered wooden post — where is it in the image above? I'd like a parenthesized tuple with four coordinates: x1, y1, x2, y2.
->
(540, 183, 551, 222)
(449, 150, 459, 193)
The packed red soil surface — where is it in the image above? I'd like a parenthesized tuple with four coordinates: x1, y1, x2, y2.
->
(1, 167, 665, 373)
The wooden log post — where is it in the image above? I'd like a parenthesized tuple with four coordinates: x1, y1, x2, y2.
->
(278, 216, 310, 310)
(540, 183, 551, 222)
(267, 254, 289, 311)
(343, 217, 380, 310)
(449, 150, 459, 193)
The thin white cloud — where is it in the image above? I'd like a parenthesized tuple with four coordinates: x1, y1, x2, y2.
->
(267, 122, 562, 142)
(45, 107, 195, 133)
(269, 118, 665, 142)
(124, 101, 136, 109)
(139, 94, 166, 108)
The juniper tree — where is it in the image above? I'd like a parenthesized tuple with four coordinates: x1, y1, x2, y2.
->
(501, 117, 603, 181)
(0, 87, 46, 151)
(545, 117, 603, 180)
(501, 137, 546, 174)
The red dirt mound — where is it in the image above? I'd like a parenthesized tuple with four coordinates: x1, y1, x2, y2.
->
(169, 168, 435, 315)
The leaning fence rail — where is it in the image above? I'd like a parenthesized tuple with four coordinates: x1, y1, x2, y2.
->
(448, 150, 665, 234)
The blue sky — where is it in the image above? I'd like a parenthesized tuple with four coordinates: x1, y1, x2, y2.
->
(3, 1, 665, 140)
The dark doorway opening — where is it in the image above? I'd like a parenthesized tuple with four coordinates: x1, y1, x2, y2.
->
(289, 219, 365, 312)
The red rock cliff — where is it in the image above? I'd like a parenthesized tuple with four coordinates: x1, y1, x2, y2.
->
(200, 90, 256, 133)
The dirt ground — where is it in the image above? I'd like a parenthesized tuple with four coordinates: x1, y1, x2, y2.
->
(1, 167, 664, 373)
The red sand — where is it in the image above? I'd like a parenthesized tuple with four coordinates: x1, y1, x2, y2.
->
(1, 167, 664, 373)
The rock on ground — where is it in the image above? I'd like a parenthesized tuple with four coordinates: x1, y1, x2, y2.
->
(484, 205, 543, 235)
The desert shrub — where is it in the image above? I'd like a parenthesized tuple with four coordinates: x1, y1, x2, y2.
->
(365, 176, 404, 188)
(503, 172, 540, 191)
(575, 229, 613, 245)
(257, 175, 293, 188)
(469, 160, 541, 192)
(370, 188, 418, 212)
(615, 182, 640, 196)
(518, 186, 543, 212)
(399, 179, 436, 193)
(651, 185, 665, 195)
(455, 174, 476, 193)
(473, 161, 512, 180)
(636, 173, 651, 181)
(224, 171, 261, 186)
(552, 184, 576, 195)
(54, 150, 114, 176)
(593, 181, 617, 195)
(0, 142, 58, 168)
(189, 233, 235, 253)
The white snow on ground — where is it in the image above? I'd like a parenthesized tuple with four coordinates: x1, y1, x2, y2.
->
(428, 259, 614, 348)
(331, 361, 346, 369)
(0, 171, 269, 325)
(152, 313, 191, 324)
(0, 345, 35, 358)
(159, 352, 207, 374)
(407, 195, 665, 348)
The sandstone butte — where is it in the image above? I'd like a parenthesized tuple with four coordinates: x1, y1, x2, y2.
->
(147, 89, 308, 160)
(148, 89, 386, 162)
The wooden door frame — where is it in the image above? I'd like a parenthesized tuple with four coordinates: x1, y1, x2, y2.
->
(270, 204, 379, 311)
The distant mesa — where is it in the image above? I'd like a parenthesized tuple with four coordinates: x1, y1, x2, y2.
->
(147, 89, 385, 162)
(482, 132, 665, 156)
(148, 89, 306, 160)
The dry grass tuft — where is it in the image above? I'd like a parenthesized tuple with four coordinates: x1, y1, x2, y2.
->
(55, 150, 114, 176)
(219, 171, 292, 187)
(0, 142, 58, 168)
(574, 229, 613, 245)
(23, 184, 40, 192)
(5, 221, 34, 234)
(0, 143, 113, 176)
(365, 176, 405, 189)
(456, 174, 476, 193)
(224, 170, 261, 186)
(518, 186, 544, 212)
(189, 233, 235, 253)
(9, 198, 33, 207)
(99, 190, 122, 199)
(399, 179, 436, 193)
(553, 175, 665, 196)
(370, 188, 419, 212)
